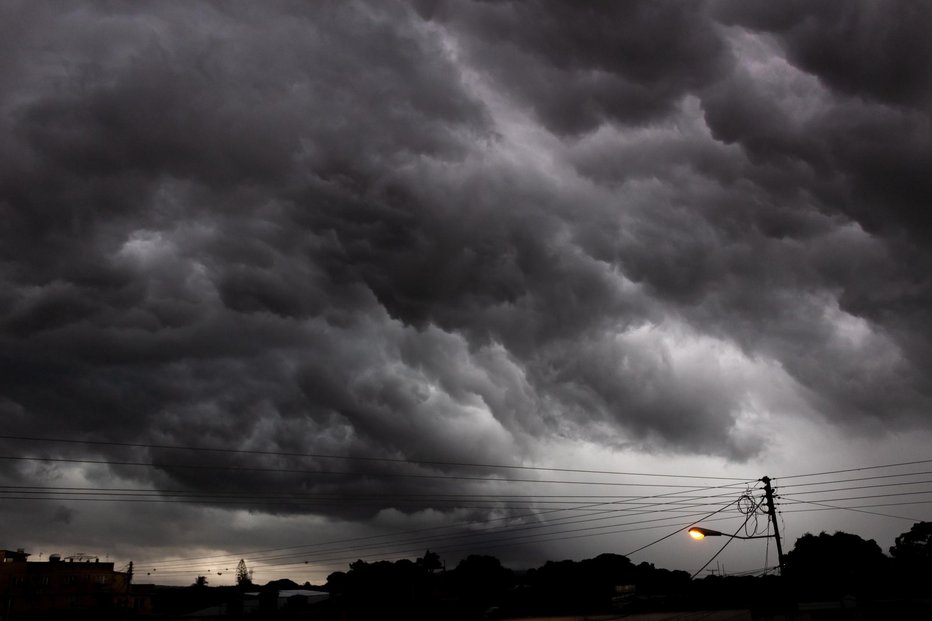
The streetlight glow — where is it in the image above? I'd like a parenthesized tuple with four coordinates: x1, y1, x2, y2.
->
(687, 526, 724, 540)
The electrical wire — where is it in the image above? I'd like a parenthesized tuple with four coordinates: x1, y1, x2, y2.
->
(775, 480, 932, 494)
(779, 490, 932, 502)
(0, 483, 755, 507)
(0, 454, 754, 488)
(690, 496, 766, 579)
(778, 495, 923, 521)
(149, 502, 757, 578)
(143, 489, 751, 571)
(622, 492, 752, 558)
(149, 509, 726, 576)
(12, 450, 929, 581)
(777, 459, 932, 480)
(0, 435, 749, 480)
(135, 481, 753, 570)
(773, 470, 932, 487)
(780, 499, 932, 511)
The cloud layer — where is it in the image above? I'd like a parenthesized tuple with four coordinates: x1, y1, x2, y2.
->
(1, 1, 930, 562)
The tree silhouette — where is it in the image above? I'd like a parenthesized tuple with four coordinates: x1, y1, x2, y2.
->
(890, 521, 932, 593)
(194, 575, 208, 588)
(416, 549, 442, 573)
(890, 521, 932, 566)
(785, 531, 889, 599)
(235, 559, 253, 588)
(453, 555, 514, 614)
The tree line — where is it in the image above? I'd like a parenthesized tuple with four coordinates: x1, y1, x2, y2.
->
(175, 521, 932, 619)
(319, 521, 932, 619)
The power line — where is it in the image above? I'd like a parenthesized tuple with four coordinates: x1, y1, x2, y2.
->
(779, 490, 932, 502)
(0, 483, 753, 504)
(771, 470, 932, 487)
(780, 499, 932, 511)
(0, 488, 739, 516)
(778, 496, 924, 522)
(143, 488, 753, 571)
(154, 509, 723, 574)
(776, 480, 932, 494)
(622, 495, 748, 558)
(260, 513, 752, 578)
(13, 457, 926, 577)
(134, 481, 752, 569)
(146, 508, 729, 575)
(132, 490, 761, 579)
(135, 485, 748, 562)
(0, 455, 753, 488)
(690, 496, 766, 579)
(777, 459, 932, 480)
(151, 504, 758, 577)
(10, 475, 929, 507)
(0, 484, 737, 499)
(0, 435, 749, 480)
(252, 495, 743, 564)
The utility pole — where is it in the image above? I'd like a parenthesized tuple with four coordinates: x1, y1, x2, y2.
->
(761, 476, 786, 574)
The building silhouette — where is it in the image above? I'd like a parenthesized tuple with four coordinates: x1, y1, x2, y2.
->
(0, 548, 150, 619)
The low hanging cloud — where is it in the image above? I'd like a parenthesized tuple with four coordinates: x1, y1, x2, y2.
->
(1, 0, 931, 533)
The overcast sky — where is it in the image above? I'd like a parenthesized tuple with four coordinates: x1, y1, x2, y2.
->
(1, 0, 931, 585)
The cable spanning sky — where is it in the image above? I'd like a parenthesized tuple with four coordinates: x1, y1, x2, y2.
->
(1, 1, 931, 584)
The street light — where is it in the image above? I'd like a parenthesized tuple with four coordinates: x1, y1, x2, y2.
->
(688, 527, 718, 540)
(687, 525, 772, 540)
(686, 477, 786, 576)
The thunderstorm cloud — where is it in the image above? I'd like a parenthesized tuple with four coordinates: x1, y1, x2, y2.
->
(1, 0, 930, 577)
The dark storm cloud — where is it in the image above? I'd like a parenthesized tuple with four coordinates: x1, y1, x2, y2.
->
(567, 108, 932, 429)
(427, 0, 932, 447)
(416, 0, 729, 134)
(0, 0, 502, 508)
(691, 2, 932, 430)
(1, 0, 931, 544)
(700, 53, 932, 241)
(715, 0, 932, 109)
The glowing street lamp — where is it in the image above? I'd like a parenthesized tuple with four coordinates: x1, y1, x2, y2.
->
(688, 526, 720, 540)
(687, 525, 772, 541)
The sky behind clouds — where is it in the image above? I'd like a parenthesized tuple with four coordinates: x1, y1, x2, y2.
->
(1, 0, 930, 584)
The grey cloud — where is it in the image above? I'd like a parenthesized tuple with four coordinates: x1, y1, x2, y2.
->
(0, 0, 501, 509)
(52, 505, 75, 525)
(571, 117, 932, 436)
(417, 0, 730, 134)
(1, 0, 931, 556)
(715, 0, 932, 109)
(700, 63, 932, 241)
(527, 2, 932, 440)
(0, 1, 489, 263)
(685, 3, 932, 434)
(698, 3, 932, 268)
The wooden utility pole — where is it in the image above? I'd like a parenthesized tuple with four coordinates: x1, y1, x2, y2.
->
(761, 476, 786, 574)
